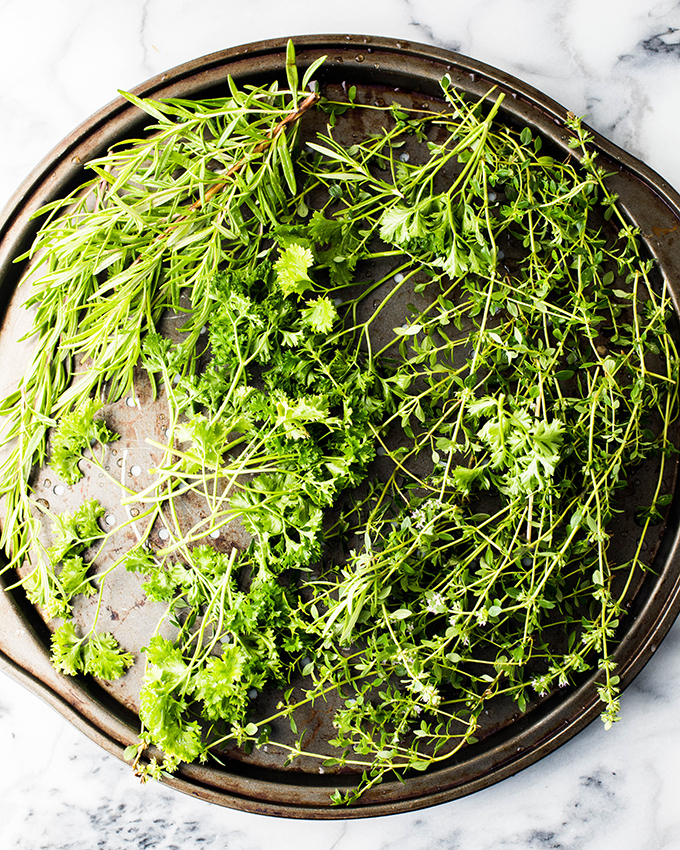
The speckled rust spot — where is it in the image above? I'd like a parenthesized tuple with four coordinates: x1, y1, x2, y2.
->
(652, 223, 679, 237)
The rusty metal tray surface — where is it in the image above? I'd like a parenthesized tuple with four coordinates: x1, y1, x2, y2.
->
(1, 34, 680, 819)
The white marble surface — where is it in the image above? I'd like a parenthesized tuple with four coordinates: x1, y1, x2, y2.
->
(2, 1, 680, 847)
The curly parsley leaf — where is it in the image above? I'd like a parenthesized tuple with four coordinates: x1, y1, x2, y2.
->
(301, 296, 338, 334)
(83, 631, 134, 680)
(50, 621, 83, 675)
(47, 499, 106, 563)
(59, 554, 97, 599)
(50, 398, 119, 485)
(51, 621, 133, 681)
(274, 243, 315, 297)
(139, 636, 206, 762)
(193, 645, 248, 723)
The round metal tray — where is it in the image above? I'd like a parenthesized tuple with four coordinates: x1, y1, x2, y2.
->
(1, 34, 680, 819)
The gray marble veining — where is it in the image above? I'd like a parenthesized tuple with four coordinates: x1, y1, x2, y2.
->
(1, 2, 680, 848)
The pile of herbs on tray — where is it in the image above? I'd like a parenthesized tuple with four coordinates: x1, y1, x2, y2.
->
(0, 43, 677, 804)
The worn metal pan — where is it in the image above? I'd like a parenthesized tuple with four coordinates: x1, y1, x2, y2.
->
(1, 34, 680, 819)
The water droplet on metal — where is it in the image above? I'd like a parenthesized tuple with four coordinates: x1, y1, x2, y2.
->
(209, 529, 220, 539)
(394, 272, 404, 283)
(44, 479, 51, 488)
(37, 498, 50, 509)
(130, 465, 142, 476)
(126, 397, 137, 408)
(130, 508, 140, 517)
(117, 458, 124, 467)
(105, 514, 116, 526)
(355, 54, 365, 62)
(158, 528, 170, 541)
(53, 485, 65, 496)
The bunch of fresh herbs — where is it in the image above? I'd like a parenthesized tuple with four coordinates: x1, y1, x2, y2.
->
(0, 43, 677, 804)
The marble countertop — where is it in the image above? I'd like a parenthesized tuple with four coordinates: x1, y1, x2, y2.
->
(2, 1, 680, 848)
